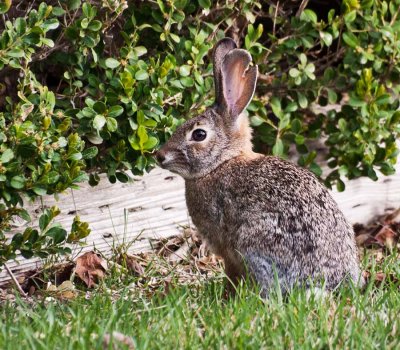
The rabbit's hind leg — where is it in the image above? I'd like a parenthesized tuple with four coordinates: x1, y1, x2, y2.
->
(244, 252, 293, 297)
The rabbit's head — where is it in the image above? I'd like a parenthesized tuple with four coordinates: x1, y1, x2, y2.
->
(156, 38, 258, 179)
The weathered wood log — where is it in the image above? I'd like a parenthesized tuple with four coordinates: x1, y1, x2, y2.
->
(1, 163, 400, 285)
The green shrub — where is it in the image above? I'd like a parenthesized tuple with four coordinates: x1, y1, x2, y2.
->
(1, 0, 400, 263)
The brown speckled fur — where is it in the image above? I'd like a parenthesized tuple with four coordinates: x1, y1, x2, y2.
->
(157, 38, 363, 296)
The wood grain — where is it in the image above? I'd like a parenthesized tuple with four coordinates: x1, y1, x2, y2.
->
(1, 163, 399, 285)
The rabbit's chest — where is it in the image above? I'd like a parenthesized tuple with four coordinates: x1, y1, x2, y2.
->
(185, 180, 237, 252)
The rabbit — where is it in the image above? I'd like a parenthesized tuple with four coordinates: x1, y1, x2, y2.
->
(156, 37, 363, 296)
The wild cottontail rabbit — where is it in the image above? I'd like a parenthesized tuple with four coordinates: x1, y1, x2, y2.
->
(156, 38, 363, 295)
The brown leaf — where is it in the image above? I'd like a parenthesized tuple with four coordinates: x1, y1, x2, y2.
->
(355, 233, 373, 247)
(168, 241, 190, 263)
(384, 208, 400, 225)
(375, 272, 386, 282)
(75, 252, 108, 288)
(118, 254, 145, 276)
(45, 280, 78, 300)
(375, 226, 396, 250)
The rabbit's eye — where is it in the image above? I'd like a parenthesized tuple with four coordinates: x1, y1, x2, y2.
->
(191, 129, 207, 142)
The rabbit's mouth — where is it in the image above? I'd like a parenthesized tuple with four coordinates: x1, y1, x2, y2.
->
(156, 150, 187, 174)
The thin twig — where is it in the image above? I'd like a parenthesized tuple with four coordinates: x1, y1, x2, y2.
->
(273, 1, 279, 37)
(4, 264, 27, 298)
(390, 6, 400, 26)
(296, 0, 309, 17)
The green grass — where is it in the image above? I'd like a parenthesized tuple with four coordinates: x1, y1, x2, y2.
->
(1, 251, 399, 350)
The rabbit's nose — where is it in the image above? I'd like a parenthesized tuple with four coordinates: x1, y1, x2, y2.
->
(156, 149, 166, 164)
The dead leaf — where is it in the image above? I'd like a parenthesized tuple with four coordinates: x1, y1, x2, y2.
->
(45, 280, 77, 300)
(355, 233, 373, 247)
(118, 254, 145, 276)
(46, 283, 58, 292)
(103, 331, 135, 350)
(384, 208, 400, 225)
(57, 280, 74, 291)
(158, 236, 185, 256)
(375, 226, 397, 250)
(168, 241, 190, 263)
(375, 272, 386, 282)
(75, 252, 108, 288)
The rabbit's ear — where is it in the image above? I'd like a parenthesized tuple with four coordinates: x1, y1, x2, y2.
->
(220, 49, 258, 118)
(213, 38, 237, 107)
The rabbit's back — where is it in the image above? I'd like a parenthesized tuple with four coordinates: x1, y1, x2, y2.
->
(186, 155, 362, 290)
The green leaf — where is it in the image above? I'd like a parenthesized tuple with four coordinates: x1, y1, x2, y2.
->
(108, 105, 124, 117)
(180, 77, 194, 87)
(52, 6, 66, 16)
(1, 149, 14, 163)
(81, 18, 89, 29)
(344, 10, 357, 25)
(300, 9, 318, 24)
(17, 209, 31, 222)
(82, 146, 98, 159)
(46, 226, 67, 244)
(299, 53, 307, 66)
(170, 33, 181, 43)
(291, 119, 302, 133)
(43, 19, 59, 30)
(250, 115, 265, 126)
(137, 125, 148, 145)
(32, 186, 47, 196)
(106, 117, 118, 132)
(380, 163, 395, 176)
(272, 138, 284, 156)
(309, 163, 322, 177)
(39, 213, 51, 231)
(45, 171, 60, 184)
(338, 118, 347, 132)
(327, 89, 337, 104)
(270, 97, 282, 117)
(285, 102, 298, 113)
(297, 92, 308, 109)
(15, 18, 26, 35)
(67, 216, 91, 243)
(135, 70, 149, 80)
(88, 20, 102, 31)
(179, 65, 191, 77)
(143, 136, 159, 150)
(133, 46, 147, 57)
(289, 68, 300, 78)
(7, 49, 24, 58)
(128, 134, 140, 151)
(0, 0, 11, 14)
(367, 167, 378, 181)
(68, 153, 82, 161)
(93, 115, 106, 130)
(93, 101, 107, 114)
(295, 135, 305, 145)
(320, 31, 333, 46)
(336, 179, 345, 192)
(105, 58, 121, 69)
(68, 0, 81, 11)
(10, 176, 25, 189)
(349, 96, 366, 107)
(116, 172, 129, 183)
(375, 94, 391, 105)
(304, 64, 316, 80)
(342, 32, 359, 48)
(135, 155, 147, 171)
(41, 38, 54, 48)
(198, 0, 211, 9)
